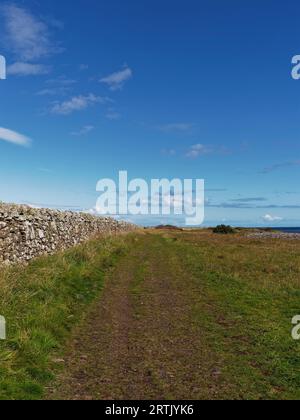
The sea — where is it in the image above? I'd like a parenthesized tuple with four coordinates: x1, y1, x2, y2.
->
(271, 227, 300, 234)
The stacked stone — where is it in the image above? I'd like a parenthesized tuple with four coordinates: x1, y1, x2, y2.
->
(0, 204, 138, 265)
(247, 232, 300, 240)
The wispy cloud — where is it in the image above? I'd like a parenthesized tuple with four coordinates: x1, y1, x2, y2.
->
(7, 62, 50, 76)
(0, 3, 62, 75)
(71, 125, 95, 136)
(186, 144, 214, 158)
(262, 214, 283, 222)
(207, 201, 300, 209)
(37, 87, 70, 96)
(79, 64, 89, 71)
(158, 123, 194, 133)
(186, 143, 230, 159)
(1, 3, 52, 60)
(261, 160, 300, 174)
(206, 188, 227, 192)
(161, 148, 176, 156)
(100, 65, 133, 91)
(37, 76, 77, 96)
(230, 197, 267, 203)
(22, 201, 82, 210)
(46, 76, 77, 86)
(0, 127, 32, 147)
(51, 94, 111, 115)
(105, 109, 121, 120)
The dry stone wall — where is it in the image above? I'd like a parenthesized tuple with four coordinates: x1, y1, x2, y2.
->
(0, 204, 138, 265)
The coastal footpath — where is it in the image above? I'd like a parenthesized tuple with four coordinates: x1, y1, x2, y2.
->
(0, 203, 138, 264)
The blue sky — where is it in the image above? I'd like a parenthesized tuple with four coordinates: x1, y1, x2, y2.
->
(0, 0, 300, 226)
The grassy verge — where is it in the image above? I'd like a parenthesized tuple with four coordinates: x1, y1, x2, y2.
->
(161, 230, 300, 399)
(0, 234, 132, 400)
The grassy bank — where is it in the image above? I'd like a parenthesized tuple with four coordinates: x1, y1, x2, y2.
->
(0, 234, 133, 400)
(158, 230, 300, 399)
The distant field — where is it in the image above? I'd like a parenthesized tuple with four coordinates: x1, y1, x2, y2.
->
(0, 230, 299, 400)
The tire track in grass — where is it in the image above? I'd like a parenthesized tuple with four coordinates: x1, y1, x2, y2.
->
(49, 234, 226, 400)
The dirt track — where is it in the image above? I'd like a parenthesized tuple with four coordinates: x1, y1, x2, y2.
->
(48, 233, 223, 400)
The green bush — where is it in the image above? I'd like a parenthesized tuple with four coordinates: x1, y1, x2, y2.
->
(213, 225, 235, 234)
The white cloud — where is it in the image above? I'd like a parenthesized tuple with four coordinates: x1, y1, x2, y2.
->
(79, 64, 89, 71)
(185, 143, 230, 158)
(36, 87, 70, 96)
(24, 203, 41, 209)
(1, 4, 56, 61)
(261, 160, 300, 174)
(1, 4, 63, 77)
(85, 207, 99, 216)
(71, 125, 95, 136)
(7, 62, 50, 76)
(186, 144, 213, 158)
(262, 214, 283, 223)
(85, 206, 116, 217)
(0, 127, 32, 147)
(37, 77, 76, 96)
(161, 148, 176, 156)
(46, 76, 76, 86)
(105, 109, 121, 120)
(51, 94, 110, 115)
(100, 66, 133, 91)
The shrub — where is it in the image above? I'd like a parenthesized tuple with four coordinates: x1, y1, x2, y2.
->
(213, 225, 235, 234)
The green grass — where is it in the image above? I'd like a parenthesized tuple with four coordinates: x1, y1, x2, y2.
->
(160, 230, 300, 399)
(1, 229, 300, 400)
(0, 234, 132, 400)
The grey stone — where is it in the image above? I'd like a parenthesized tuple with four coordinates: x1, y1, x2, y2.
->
(0, 203, 138, 265)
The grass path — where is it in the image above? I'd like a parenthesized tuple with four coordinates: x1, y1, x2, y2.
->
(48, 233, 223, 399)
(48, 232, 300, 400)
(1, 230, 299, 400)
